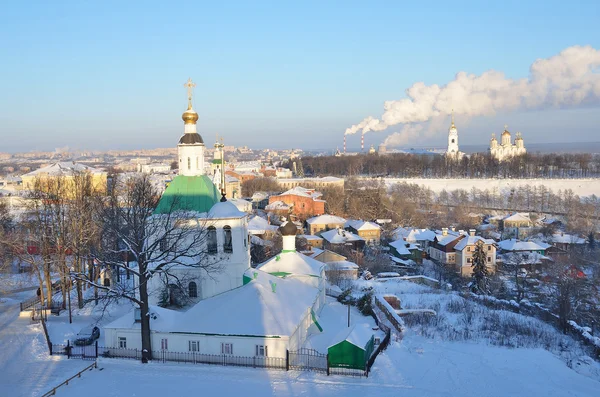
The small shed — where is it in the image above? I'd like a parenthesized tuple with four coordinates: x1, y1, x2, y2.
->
(327, 324, 374, 370)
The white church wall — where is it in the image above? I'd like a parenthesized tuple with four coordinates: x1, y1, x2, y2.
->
(105, 328, 289, 358)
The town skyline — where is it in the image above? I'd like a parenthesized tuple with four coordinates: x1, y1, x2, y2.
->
(1, 1, 600, 152)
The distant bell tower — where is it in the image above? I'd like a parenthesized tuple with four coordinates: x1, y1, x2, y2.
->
(178, 78, 205, 176)
(447, 109, 459, 154)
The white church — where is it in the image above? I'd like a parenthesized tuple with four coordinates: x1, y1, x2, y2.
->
(104, 80, 332, 359)
(446, 111, 465, 159)
(489, 126, 526, 161)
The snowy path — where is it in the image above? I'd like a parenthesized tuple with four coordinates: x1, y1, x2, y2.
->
(0, 293, 89, 397)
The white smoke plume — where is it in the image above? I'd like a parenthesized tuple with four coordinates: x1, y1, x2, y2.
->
(346, 45, 600, 146)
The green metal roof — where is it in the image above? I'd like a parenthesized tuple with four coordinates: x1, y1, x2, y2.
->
(154, 175, 220, 214)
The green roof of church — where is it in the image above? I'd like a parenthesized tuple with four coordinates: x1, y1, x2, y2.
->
(154, 175, 220, 214)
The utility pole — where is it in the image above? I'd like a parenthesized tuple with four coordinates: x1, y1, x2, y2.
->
(347, 303, 350, 327)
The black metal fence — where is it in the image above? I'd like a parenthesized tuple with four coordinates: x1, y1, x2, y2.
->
(50, 342, 388, 377)
(366, 328, 391, 376)
(288, 348, 327, 373)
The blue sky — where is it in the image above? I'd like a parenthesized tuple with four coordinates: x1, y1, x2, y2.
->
(1, 0, 599, 152)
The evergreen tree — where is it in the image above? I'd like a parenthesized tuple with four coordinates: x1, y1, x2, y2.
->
(588, 232, 596, 250)
(471, 241, 490, 294)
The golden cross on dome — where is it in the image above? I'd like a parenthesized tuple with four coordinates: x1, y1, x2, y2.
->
(504, 124, 508, 131)
(184, 78, 196, 109)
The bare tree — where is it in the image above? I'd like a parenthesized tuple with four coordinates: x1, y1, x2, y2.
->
(74, 174, 223, 363)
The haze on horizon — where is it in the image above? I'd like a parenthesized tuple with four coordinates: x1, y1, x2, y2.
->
(1, 0, 599, 153)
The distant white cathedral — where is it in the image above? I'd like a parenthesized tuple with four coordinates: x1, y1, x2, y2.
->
(489, 126, 526, 161)
(446, 110, 464, 159)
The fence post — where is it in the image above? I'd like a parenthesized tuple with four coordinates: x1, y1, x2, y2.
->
(95, 341, 98, 358)
(326, 354, 329, 376)
(49, 343, 53, 356)
(67, 340, 71, 359)
(285, 350, 289, 371)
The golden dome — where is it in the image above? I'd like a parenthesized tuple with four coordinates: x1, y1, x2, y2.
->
(502, 129, 511, 137)
(182, 108, 199, 124)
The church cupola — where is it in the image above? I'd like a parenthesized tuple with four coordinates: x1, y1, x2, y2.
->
(279, 219, 298, 252)
(178, 78, 205, 176)
(501, 125, 511, 146)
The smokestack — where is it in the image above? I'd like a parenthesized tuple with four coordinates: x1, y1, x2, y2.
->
(343, 134, 346, 154)
(361, 132, 364, 152)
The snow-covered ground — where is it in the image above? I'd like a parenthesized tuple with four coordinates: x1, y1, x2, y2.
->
(383, 177, 600, 197)
(0, 291, 91, 397)
(3, 279, 600, 396)
(36, 336, 600, 397)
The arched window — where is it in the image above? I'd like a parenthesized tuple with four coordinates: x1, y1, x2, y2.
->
(196, 157, 199, 169)
(223, 225, 233, 253)
(207, 226, 217, 254)
(187, 157, 191, 170)
(188, 281, 198, 298)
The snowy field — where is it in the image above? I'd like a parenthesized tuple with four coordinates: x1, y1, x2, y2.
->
(383, 178, 600, 197)
(15, 279, 599, 397)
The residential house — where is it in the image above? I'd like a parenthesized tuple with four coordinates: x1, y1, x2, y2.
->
(501, 213, 533, 239)
(496, 239, 551, 271)
(550, 232, 586, 252)
(306, 214, 346, 236)
(320, 228, 365, 254)
(345, 220, 381, 245)
(453, 232, 497, 277)
(267, 187, 325, 221)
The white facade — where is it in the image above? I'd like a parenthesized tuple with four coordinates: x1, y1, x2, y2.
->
(146, 203, 251, 306)
(445, 113, 464, 159)
(489, 128, 526, 161)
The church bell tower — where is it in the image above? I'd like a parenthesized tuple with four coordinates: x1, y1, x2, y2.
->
(178, 78, 205, 176)
(447, 109, 459, 154)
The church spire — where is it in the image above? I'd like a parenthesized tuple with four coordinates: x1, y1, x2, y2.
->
(184, 78, 196, 110)
(451, 109, 455, 128)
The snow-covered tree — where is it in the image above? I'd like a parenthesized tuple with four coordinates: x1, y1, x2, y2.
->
(73, 174, 222, 363)
(471, 241, 490, 295)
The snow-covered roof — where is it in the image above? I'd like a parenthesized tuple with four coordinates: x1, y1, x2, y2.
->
(435, 233, 462, 246)
(176, 269, 319, 337)
(499, 252, 552, 265)
(250, 235, 273, 247)
(257, 251, 324, 278)
(389, 239, 412, 256)
(248, 215, 278, 234)
(551, 233, 585, 244)
(503, 213, 531, 223)
(265, 200, 290, 210)
(104, 305, 180, 330)
(392, 227, 436, 242)
(208, 201, 247, 219)
(325, 261, 359, 271)
(279, 187, 323, 199)
(300, 234, 324, 241)
(320, 228, 363, 244)
(390, 256, 415, 266)
(24, 161, 105, 177)
(453, 236, 495, 251)
(228, 198, 252, 212)
(498, 239, 546, 252)
(328, 323, 374, 350)
(345, 220, 380, 231)
(306, 214, 346, 225)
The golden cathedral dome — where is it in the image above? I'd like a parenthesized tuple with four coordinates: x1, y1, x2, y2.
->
(502, 129, 511, 137)
(182, 108, 199, 124)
